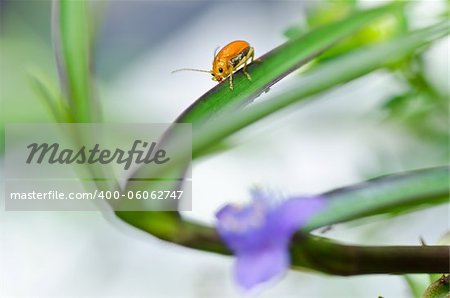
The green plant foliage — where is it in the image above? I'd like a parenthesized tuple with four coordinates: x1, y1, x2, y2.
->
(189, 21, 448, 160)
(56, 0, 95, 122)
(405, 274, 429, 298)
(118, 167, 449, 276)
(422, 275, 450, 298)
(45, 0, 449, 276)
(175, 2, 406, 126)
(306, 167, 449, 230)
(122, 9, 449, 252)
(284, 1, 408, 63)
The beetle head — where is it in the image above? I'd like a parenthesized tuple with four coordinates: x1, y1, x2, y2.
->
(211, 61, 229, 82)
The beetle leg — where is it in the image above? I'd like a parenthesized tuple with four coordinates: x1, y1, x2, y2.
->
(228, 72, 233, 90)
(232, 48, 253, 77)
(249, 47, 255, 64)
(226, 62, 235, 90)
(243, 66, 252, 81)
(242, 47, 254, 81)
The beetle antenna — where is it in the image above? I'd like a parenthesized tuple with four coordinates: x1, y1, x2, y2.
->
(171, 68, 211, 74)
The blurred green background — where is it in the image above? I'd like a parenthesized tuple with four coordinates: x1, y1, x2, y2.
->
(1, 0, 448, 296)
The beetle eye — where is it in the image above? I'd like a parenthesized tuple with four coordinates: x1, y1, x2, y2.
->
(218, 67, 223, 73)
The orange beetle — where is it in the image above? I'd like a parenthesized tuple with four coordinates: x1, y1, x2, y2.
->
(172, 40, 255, 90)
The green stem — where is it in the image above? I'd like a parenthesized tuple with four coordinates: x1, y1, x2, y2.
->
(116, 166, 449, 274)
(55, 0, 94, 122)
(117, 210, 450, 275)
(292, 235, 450, 275)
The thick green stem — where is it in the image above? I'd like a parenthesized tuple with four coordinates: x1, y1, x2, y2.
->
(117, 211, 450, 275)
(116, 166, 449, 275)
(292, 235, 450, 275)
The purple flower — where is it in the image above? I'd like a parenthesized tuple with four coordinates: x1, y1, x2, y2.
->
(215, 191, 325, 291)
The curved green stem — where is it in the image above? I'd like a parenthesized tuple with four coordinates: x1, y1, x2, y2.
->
(116, 211, 450, 275)
(116, 167, 450, 275)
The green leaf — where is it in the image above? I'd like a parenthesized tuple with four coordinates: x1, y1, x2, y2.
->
(306, 167, 449, 229)
(299, 1, 408, 64)
(404, 275, 429, 298)
(28, 71, 70, 122)
(54, 0, 95, 122)
(125, 5, 428, 184)
(422, 275, 450, 298)
(118, 10, 449, 269)
(189, 21, 449, 160)
(175, 2, 406, 126)
(124, 20, 449, 202)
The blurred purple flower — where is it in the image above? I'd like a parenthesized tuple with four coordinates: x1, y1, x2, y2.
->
(215, 191, 326, 291)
